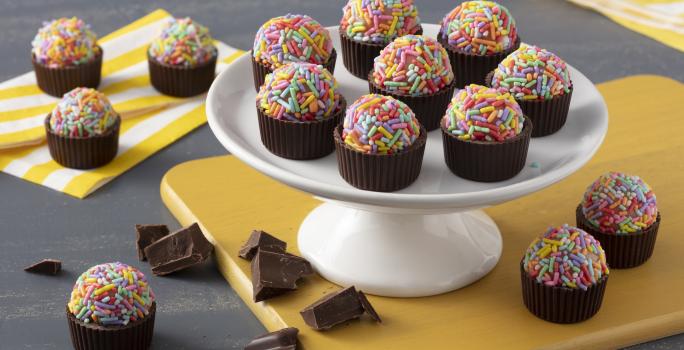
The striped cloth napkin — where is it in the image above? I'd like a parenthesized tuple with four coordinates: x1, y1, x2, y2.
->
(569, 0, 684, 52)
(0, 9, 244, 198)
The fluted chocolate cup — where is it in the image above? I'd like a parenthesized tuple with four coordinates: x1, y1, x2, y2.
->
(45, 114, 120, 169)
(441, 117, 532, 182)
(67, 302, 156, 350)
(334, 124, 427, 192)
(32, 46, 103, 97)
(257, 96, 346, 160)
(576, 205, 661, 269)
(251, 49, 338, 91)
(148, 51, 217, 97)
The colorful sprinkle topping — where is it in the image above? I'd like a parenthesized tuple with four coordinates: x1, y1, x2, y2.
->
(68, 262, 155, 326)
(440, 1, 517, 55)
(340, 0, 421, 44)
(581, 172, 658, 235)
(32, 17, 100, 68)
(149, 17, 216, 67)
(442, 84, 524, 142)
(523, 225, 609, 290)
(492, 44, 571, 100)
(252, 14, 333, 70)
(372, 35, 454, 96)
(342, 94, 421, 154)
(257, 63, 340, 122)
(49, 87, 117, 138)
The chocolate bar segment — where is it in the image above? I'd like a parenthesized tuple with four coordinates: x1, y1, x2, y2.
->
(358, 291, 382, 323)
(239, 230, 287, 261)
(135, 224, 170, 261)
(244, 327, 299, 350)
(24, 259, 61, 275)
(300, 286, 365, 331)
(144, 223, 213, 276)
(251, 250, 313, 302)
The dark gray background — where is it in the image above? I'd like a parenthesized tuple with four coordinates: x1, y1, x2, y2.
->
(0, 1, 681, 349)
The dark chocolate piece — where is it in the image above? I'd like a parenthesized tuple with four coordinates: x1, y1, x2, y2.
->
(239, 230, 287, 261)
(244, 327, 299, 350)
(24, 259, 61, 275)
(300, 286, 365, 331)
(251, 250, 313, 302)
(357, 291, 382, 323)
(144, 223, 213, 276)
(135, 224, 170, 261)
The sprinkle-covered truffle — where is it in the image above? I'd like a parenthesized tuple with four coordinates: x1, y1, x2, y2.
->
(442, 84, 523, 141)
(252, 14, 333, 70)
(492, 44, 571, 100)
(148, 17, 216, 67)
(49, 87, 117, 138)
(32, 17, 100, 68)
(257, 63, 340, 122)
(440, 1, 517, 55)
(342, 94, 421, 154)
(67, 262, 155, 326)
(372, 35, 453, 96)
(581, 172, 658, 235)
(340, 0, 421, 44)
(523, 225, 609, 290)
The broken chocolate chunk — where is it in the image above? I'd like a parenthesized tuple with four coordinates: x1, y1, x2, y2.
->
(358, 290, 382, 323)
(239, 230, 287, 260)
(244, 327, 299, 350)
(144, 223, 213, 276)
(135, 224, 170, 261)
(300, 286, 366, 331)
(24, 259, 61, 275)
(252, 249, 313, 302)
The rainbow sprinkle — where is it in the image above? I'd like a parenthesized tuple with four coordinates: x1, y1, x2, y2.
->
(49, 87, 117, 138)
(252, 14, 333, 70)
(342, 94, 421, 154)
(31, 17, 100, 68)
(440, 1, 517, 55)
(257, 63, 340, 122)
(581, 172, 658, 235)
(340, 0, 421, 44)
(443, 84, 524, 142)
(492, 44, 572, 101)
(148, 17, 216, 67)
(67, 262, 155, 326)
(523, 225, 609, 290)
(372, 35, 454, 96)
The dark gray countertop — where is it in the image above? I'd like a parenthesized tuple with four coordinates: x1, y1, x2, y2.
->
(1, 1, 682, 349)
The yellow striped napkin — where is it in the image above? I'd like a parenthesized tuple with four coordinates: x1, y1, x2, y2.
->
(0, 9, 245, 198)
(569, 0, 684, 52)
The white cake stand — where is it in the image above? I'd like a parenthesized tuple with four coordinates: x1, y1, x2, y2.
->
(206, 24, 608, 297)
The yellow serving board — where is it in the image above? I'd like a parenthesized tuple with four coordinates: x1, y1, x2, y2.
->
(161, 75, 684, 349)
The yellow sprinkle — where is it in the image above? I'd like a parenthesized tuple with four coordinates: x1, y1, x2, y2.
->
(378, 126, 393, 139)
(94, 284, 115, 295)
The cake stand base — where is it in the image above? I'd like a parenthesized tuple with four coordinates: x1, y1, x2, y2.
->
(297, 202, 502, 297)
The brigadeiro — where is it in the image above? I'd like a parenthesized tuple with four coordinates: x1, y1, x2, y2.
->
(441, 84, 531, 182)
(339, 0, 422, 80)
(489, 44, 573, 137)
(521, 225, 609, 324)
(66, 262, 156, 350)
(576, 171, 660, 268)
(438, 1, 520, 87)
(368, 35, 456, 131)
(334, 94, 426, 192)
(31, 17, 102, 97)
(251, 14, 336, 91)
(256, 62, 346, 160)
(45, 87, 120, 169)
(148, 17, 217, 97)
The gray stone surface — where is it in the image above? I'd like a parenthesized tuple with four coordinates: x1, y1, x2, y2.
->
(0, 0, 681, 349)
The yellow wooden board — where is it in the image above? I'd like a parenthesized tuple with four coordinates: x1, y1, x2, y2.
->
(160, 75, 684, 349)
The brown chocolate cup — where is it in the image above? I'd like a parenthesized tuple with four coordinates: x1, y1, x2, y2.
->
(575, 205, 661, 269)
(251, 49, 338, 91)
(368, 75, 456, 131)
(257, 96, 346, 160)
(148, 50, 217, 97)
(441, 117, 532, 182)
(438, 34, 520, 88)
(339, 26, 423, 81)
(520, 264, 607, 324)
(334, 124, 427, 192)
(32, 46, 103, 97)
(45, 114, 120, 169)
(67, 302, 156, 350)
